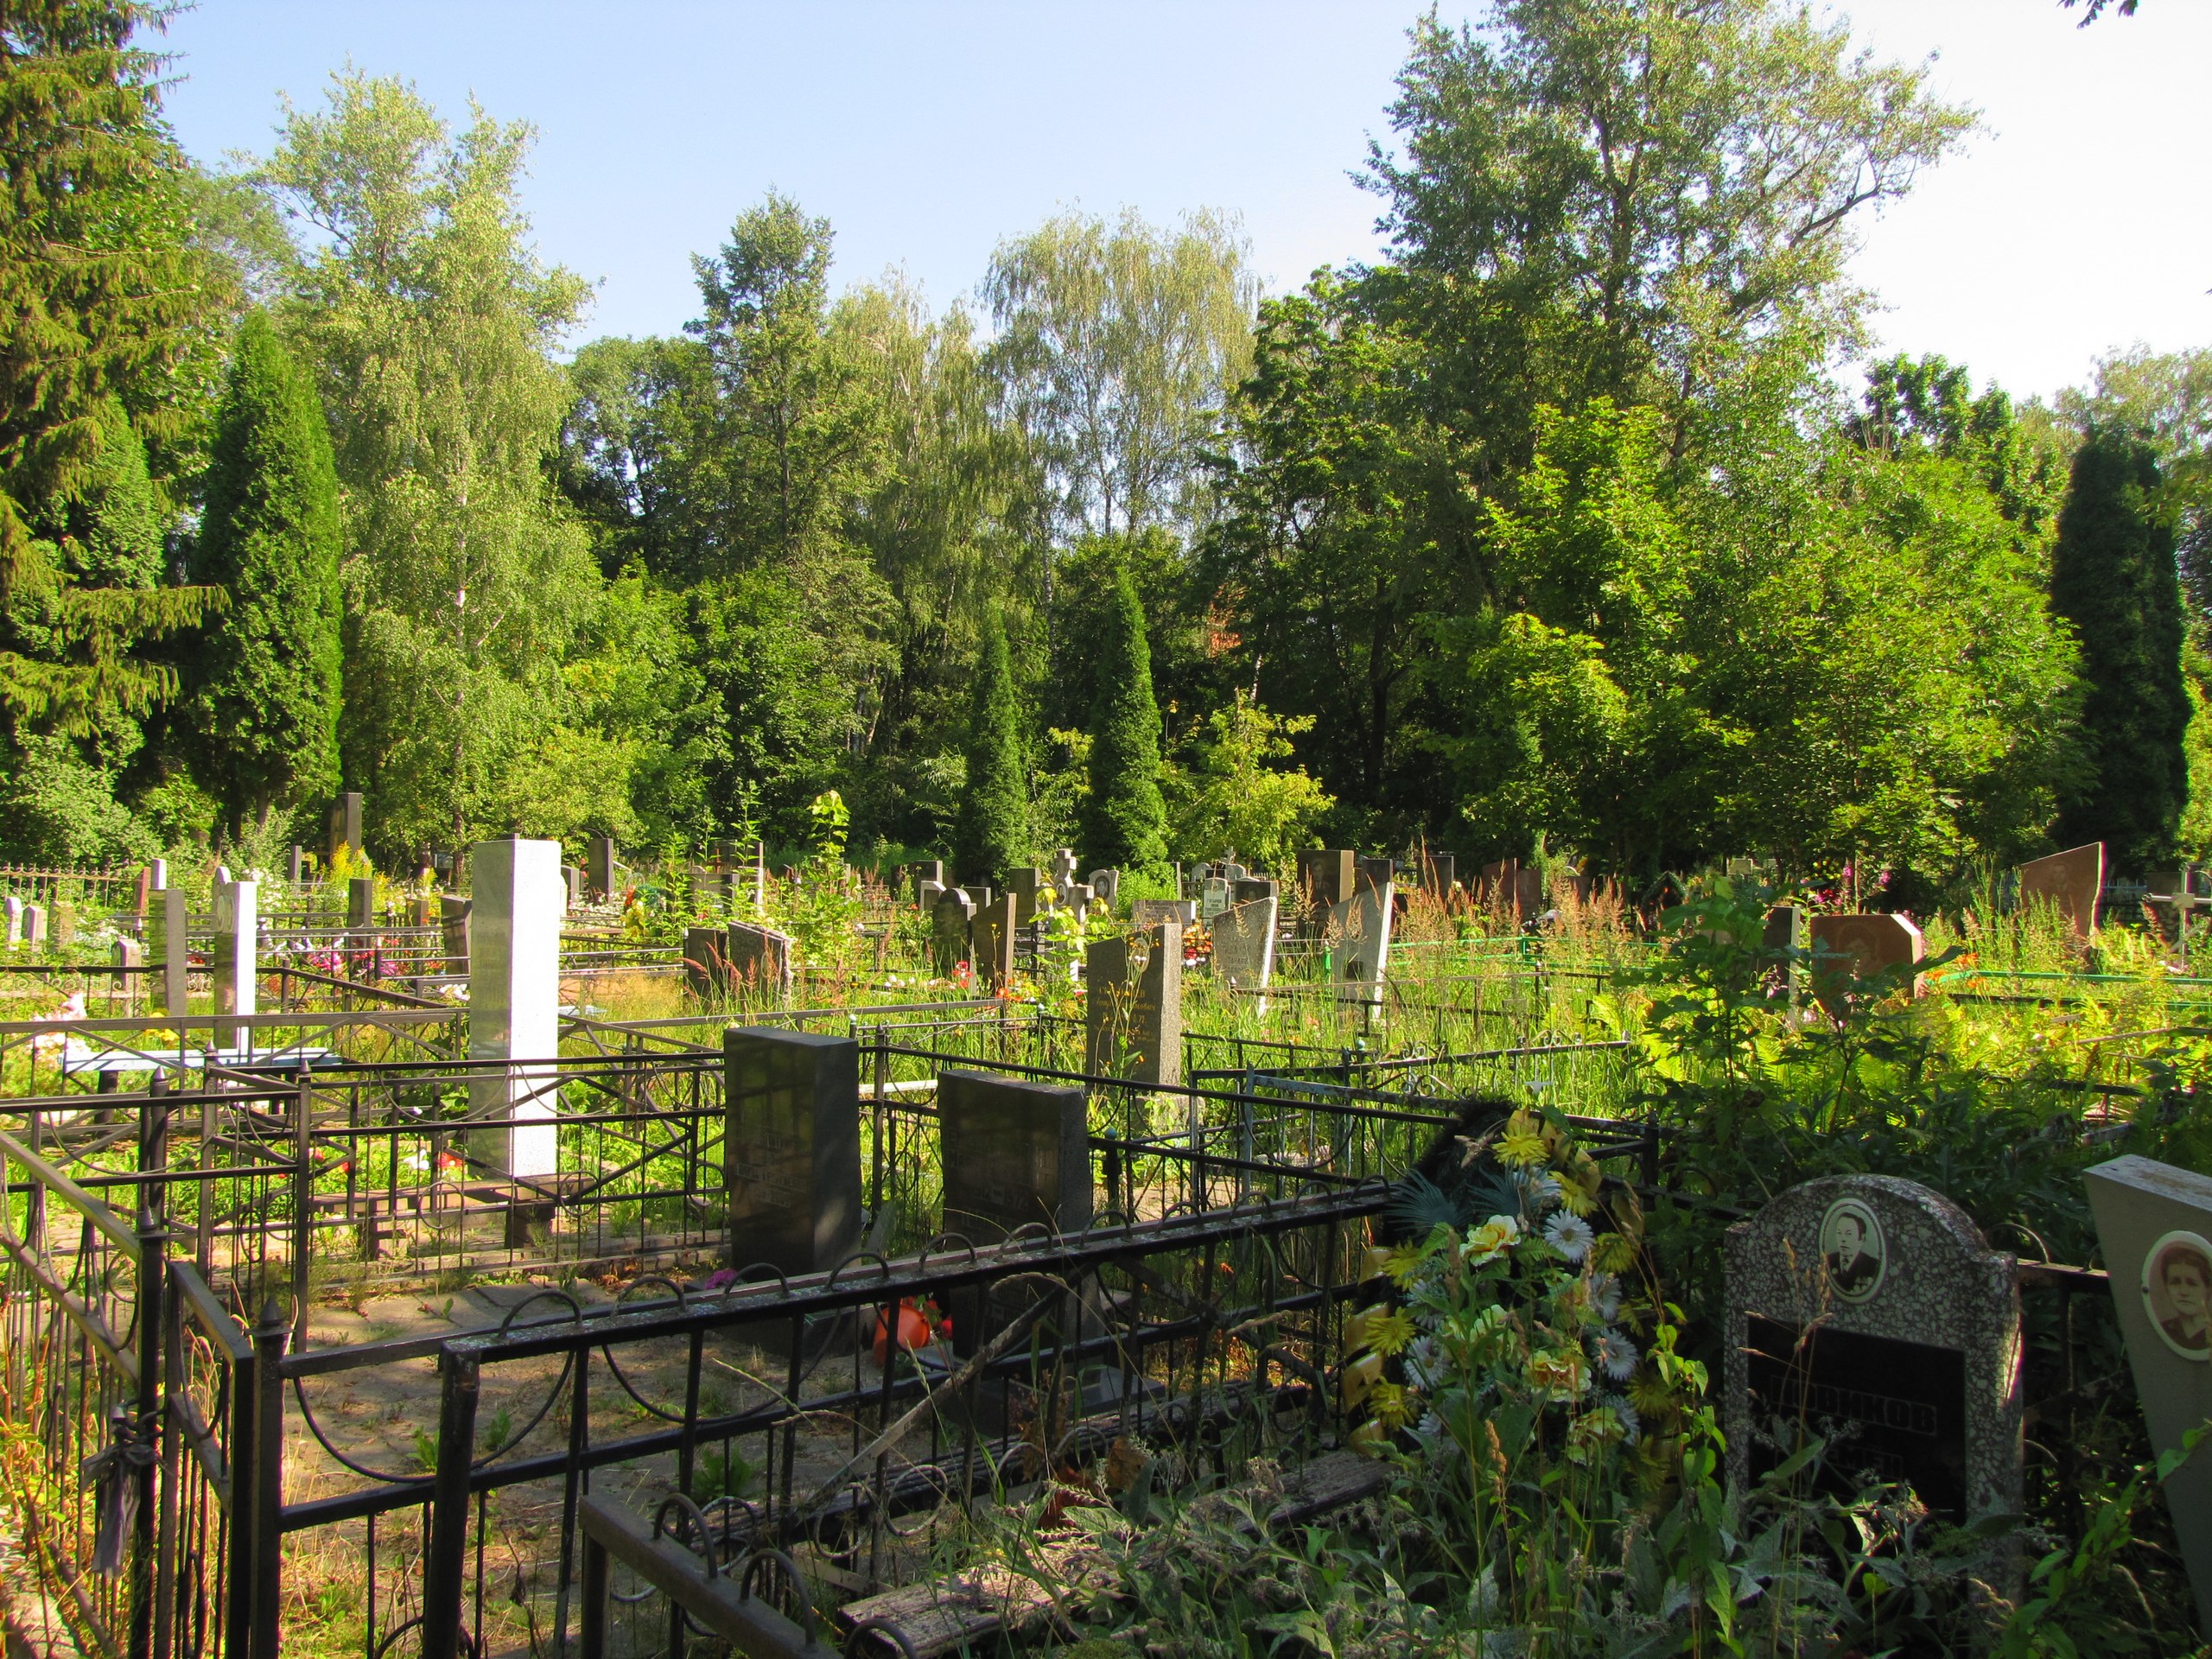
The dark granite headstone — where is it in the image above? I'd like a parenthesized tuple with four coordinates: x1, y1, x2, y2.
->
(1232, 876, 1279, 905)
(727, 922, 793, 997)
(1726, 1175, 2020, 1524)
(912, 861, 945, 907)
(439, 893, 471, 974)
(723, 1026, 862, 1275)
(347, 875, 375, 930)
(1007, 868, 1043, 925)
(938, 1069, 1091, 1243)
(1298, 849, 1355, 912)
(1130, 898, 1197, 930)
(931, 889, 976, 978)
(2018, 842, 2102, 938)
(327, 791, 363, 863)
(1764, 904, 1807, 1002)
(683, 925, 728, 997)
(587, 836, 617, 900)
(1084, 923, 1183, 1087)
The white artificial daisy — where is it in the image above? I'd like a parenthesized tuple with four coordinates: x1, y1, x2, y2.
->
(1596, 1330, 1638, 1381)
(1404, 1335, 1442, 1390)
(1542, 1211, 1595, 1262)
(1522, 1171, 1565, 1211)
(1589, 1271, 1623, 1323)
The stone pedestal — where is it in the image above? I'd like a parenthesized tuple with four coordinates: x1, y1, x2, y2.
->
(723, 1026, 862, 1275)
(1084, 923, 1182, 1088)
(467, 838, 563, 1181)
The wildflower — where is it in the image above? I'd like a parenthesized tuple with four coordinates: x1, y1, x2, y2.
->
(1595, 1330, 1638, 1381)
(1543, 1212, 1595, 1263)
(1464, 1215, 1521, 1263)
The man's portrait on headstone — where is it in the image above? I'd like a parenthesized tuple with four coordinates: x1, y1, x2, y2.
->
(2143, 1230, 2212, 1360)
(1820, 1198, 1886, 1302)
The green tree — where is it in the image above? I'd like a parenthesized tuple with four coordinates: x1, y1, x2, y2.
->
(2051, 428, 2189, 869)
(0, 1, 223, 734)
(1082, 568, 1167, 875)
(189, 312, 342, 834)
(953, 609, 1027, 881)
(256, 72, 615, 855)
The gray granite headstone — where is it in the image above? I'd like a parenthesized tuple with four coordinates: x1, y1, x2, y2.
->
(1084, 923, 1182, 1088)
(1087, 869, 1120, 910)
(3, 896, 19, 947)
(931, 890, 976, 978)
(1131, 898, 1197, 930)
(938, 1069, 1091, 1244)
(20, 902, 44, 949)
(683, 925, 728, 998)
(1422, 851, 1456, 894)
(287, 845, 304, 886)
(1211, 896, 1277, 1000)
(973, 894, 1017, 992)
(347, 875, 375, 930)
(1726, 1175, 2021, 1524)
(563, 865, 583, 911)
(1764, 904, 1807, 1003)
(727, 922, 794, 998)
(1328, 880, 1393, 1009)
(723, 1026, 862, 1275)
(153, 884, 188, 1014)
(959, 884, 994, 911)
(916, 877, 946, 913)
(2086, 1155, 2212, 1631)
(114, 937, 144, 1007)
(912, 861, 945, 907)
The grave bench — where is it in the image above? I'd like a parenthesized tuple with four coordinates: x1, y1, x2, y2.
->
(836, 1447, 1388, 1657)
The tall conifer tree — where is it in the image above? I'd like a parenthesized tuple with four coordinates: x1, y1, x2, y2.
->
(953, 609, 1027, 881)
(190, 313, 343, 832)
(1082, 568, 1167, 875)
(2051, 427, 2189, 868)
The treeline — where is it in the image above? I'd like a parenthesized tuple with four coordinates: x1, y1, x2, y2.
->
(2, 0, 2205, 899)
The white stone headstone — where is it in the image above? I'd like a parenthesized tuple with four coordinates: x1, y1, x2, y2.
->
(467, 837, 563, 1181)
(1199, 875, 1232, 925)
(20, 902, 43, 947)
(156, 883, 188, 1014)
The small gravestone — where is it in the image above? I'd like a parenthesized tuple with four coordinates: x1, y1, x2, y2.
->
(1085, 923, 1183, 1088)
(1481, 858, 1544, 918)
(727, 922, 793, 997)
(586, 836, 616, 901)
(1422, 851, 1457, 894)
(959, 884, 994, 911)
(3, 896, 19, 947)
(21, 903, 44, 950)
(114, 937, 144, 1007)
(723, 1026, 862, 1274)
(347, 876, 375, 930)
(1007, 867, 1043, 925)
(1328, 878, 1393, 1009)
(1298, 849, 1355, 913)
(1131, 898, 1197, 930)
(51, 899, 75, 950)
(2018, 842, 2102, 938)
(563, 865, 582, 911)
(1233, 876, 1278, 905)
(1726, 1176, 2021, 1523)
(212, 879, 257, 1049)
(973, 894, 1018, 991)
(931, 889, 976, 978)
(287, 845, 304, 886)
(916, 877, 946, 913)
(1199, 875, 1232, 925)
(439, 894, 471, 974)
(1211, 895, 1277, 1001)
(938, 1069, 1091, 1246)
(912, 861, 945, 907)
(1087, 868, 1121, 910)
(1357, 855, 1394, 893)
(683, 925, 728, 997)
(327, 791, 364, 863)
(2086, 1155, 2212, 1630)
(1808, 912, 1924, 1001)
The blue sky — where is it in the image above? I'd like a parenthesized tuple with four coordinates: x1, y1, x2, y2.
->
(155, 1, 2211, 404)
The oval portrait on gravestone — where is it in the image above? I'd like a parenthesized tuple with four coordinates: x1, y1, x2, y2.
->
(1818, 1198, 1886, 1303)
(2141, 1230, 2212, 1361)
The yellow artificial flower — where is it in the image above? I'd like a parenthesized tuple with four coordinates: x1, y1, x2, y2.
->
(1367, 1379, 1414, 1430)
(1365, 1308, 1418, 1358)
(1592, 1233, 1638, 1274)
(1464, 1215, 1522, 1263)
